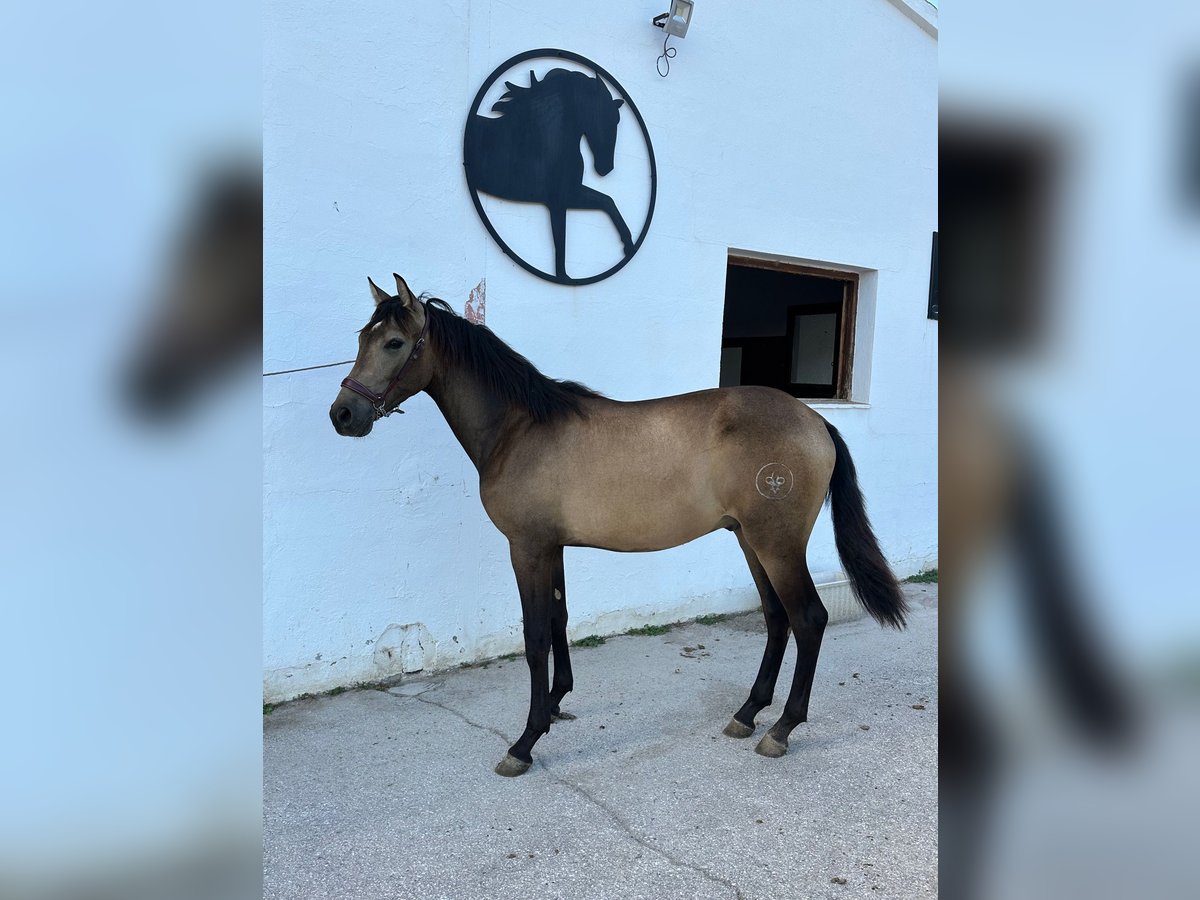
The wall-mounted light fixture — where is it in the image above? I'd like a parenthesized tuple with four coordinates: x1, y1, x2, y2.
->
(652, 0, 694, 38)
(651, 1, 694, 77)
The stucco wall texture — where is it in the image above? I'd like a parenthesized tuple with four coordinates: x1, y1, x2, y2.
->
(264, 0, 937, 700)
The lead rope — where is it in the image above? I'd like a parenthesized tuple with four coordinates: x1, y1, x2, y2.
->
(263, 359, 355, 377)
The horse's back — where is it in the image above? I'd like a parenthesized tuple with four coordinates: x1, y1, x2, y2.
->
(601, 384, 831, 459)
(717, 385, 833, 458)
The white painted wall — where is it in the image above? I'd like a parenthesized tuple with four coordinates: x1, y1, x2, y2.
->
(264, 0, 938, 700)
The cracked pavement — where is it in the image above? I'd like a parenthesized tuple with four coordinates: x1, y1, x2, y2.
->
(264, 584, 937, 899)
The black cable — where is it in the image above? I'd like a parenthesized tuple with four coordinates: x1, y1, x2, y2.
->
(657, 34, 677, 78)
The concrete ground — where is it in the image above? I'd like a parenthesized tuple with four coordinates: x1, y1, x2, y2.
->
(264, 584, 937, 899)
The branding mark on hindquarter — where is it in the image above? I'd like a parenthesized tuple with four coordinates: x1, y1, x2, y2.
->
(755, 463, 794, 500)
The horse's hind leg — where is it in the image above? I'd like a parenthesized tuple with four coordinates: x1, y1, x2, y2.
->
(752, 556, 829, 758)
(723, 531, 790, 738)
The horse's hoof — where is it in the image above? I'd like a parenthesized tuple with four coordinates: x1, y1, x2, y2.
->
(494, 754, 532, 777)
(552, 710, 577, 721)
(723, 718, 755, 738)
(755, 734, 788, 758)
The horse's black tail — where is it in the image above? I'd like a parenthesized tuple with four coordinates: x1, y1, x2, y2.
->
(824, 421, 908, 629)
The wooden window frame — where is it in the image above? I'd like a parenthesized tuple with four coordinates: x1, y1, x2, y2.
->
(725, 255, 859, 401)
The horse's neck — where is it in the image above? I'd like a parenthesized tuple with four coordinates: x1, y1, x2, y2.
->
(425, 358, 517, 473)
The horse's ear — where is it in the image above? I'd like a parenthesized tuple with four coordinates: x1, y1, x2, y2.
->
(367, 276, 390, 307)
(393, 273, 417, 309)
(613, 98, 624, 109)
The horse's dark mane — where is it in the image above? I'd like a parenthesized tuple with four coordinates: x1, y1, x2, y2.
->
(364, 295, 602, 424)
(490, 68, 599, 118)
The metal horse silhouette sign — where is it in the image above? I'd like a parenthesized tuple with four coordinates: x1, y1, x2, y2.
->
(464, 50, 657, 286)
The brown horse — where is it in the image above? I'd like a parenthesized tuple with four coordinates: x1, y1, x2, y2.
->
(330, 274, 907, 776)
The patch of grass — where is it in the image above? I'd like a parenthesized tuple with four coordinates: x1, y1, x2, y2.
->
(905, 568, 938, 584)
(572, 634, 607, 648)
(265, 678, 397, 713)
(353, 679, 395, 692)
(694, 613, 733, 625)
(625, 623, 671, 637)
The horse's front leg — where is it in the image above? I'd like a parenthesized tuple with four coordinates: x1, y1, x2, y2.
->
(549, 547, 575, 720)
(495, 542, 557, 777)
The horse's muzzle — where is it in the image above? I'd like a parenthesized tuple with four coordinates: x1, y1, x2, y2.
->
(330, 401, 374, 437)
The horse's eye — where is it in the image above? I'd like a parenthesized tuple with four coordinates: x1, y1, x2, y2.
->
(385, 339, 404, 350)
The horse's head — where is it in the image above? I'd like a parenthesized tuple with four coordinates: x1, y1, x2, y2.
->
(580, 75, 624, 176)
(330, 273, 433, 437)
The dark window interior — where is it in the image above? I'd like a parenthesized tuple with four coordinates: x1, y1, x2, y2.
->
(941, 121, 1055, 356)
(719, 259, 856, 399)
